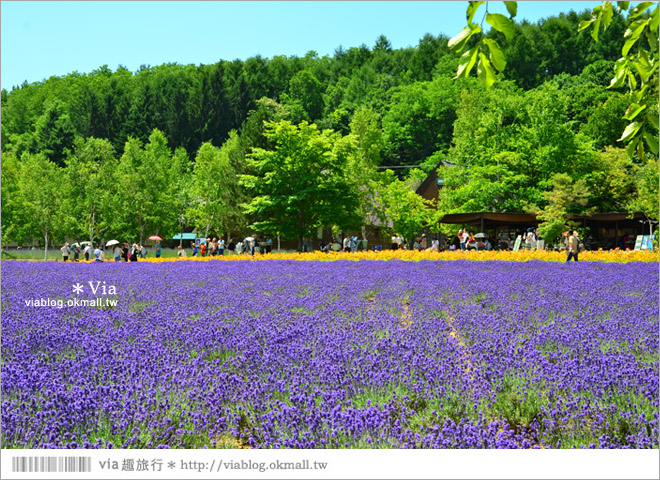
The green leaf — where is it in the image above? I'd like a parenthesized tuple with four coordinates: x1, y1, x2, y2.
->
(602, 2, 614, 29)
(647, 17, 659, 46)
(627, 71, 638, 90)
(503, 1, 518, 17)
(477, 53, 496, 90)
(623, 102, 646, 120)
(624, 19, 648, 39)
(455, 46, 480, 78)
(643, 131, 659, 155)
(486, 13, 515, 42)
(650, 6, 659, 32)
(622, 36, 639, 57)
(647, 112, 659, 131)
(618, 121, 642, 142)
(630, 2, 654, 18)
(631, 59, 652, 83)
(591, 17, 602, 42)
(578, 19, 595, 31)
(626, 135, 640, 157)
(449, 25, 473, 51)
(466, 1, 485, 24)
(617, 1, 630, 11)
(609, 63, 627, 89)
(483, 38, 507, 72)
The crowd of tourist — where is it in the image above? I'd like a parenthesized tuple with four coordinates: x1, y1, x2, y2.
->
(58, 227, 589, 262)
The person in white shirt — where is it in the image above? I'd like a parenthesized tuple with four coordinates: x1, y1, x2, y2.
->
(60, 243, 71, 262)
(177, 246, 186, 257)
(460, 229, 469, 251)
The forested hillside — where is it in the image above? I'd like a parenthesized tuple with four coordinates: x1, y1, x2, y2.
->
(1, 7, 657, 249)
(1, 9, 627, 164)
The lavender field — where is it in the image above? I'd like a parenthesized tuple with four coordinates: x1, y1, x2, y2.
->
(1, 260, 658, 449)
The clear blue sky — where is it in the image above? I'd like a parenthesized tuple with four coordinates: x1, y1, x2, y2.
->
(1, 1, 617, 89)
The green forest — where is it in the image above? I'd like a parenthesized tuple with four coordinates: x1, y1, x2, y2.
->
(2, 5, 658, 250)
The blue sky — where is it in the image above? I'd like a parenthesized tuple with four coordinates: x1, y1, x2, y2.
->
(1, 1, 615, 89)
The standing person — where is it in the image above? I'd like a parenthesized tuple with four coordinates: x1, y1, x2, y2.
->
(139, 244, 146, 258)
(73, 244, 81, 262)
(113, 244, 121, 262)
(200, 240, 207, 257)
(61, 243, 71, 262)
(350, 235, 358, 253)
(155, 241, 162, 259)
(83, 244, 91, 261)
(343, 235, 350, 252)
(121, 242, 129, 262)
(468, 231, 477, 250)
(130, 244, 139, 262)
(566, 229, 580, 262)
(218, 236, 225, 256)
(93, 245, 104, 262)
(177, 245, 186, 257)
(420, 234, 427, 251)
(431, 237, 440, 252)
(460, 229, 469, 251)
(191, 242, 198, 257)
(525, 228, 536, 250)
(211, 238, 218, 256)
(391, 233, 398, 250)
(413, 238, 421, 251)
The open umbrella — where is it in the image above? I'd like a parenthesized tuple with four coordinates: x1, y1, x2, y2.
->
(80, 241, 92, 245)
(148, 235, 163, 241)
(475, 233, 488, 239)
(106, 240, 120, 247)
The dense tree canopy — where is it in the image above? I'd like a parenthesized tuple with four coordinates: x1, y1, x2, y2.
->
(2, 5, 657, 249)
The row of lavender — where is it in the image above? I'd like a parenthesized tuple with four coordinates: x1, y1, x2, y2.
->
(1, 260, 657, 448)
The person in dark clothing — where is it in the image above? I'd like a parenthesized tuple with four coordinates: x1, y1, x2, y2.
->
(129, 244, 139, 262)
(121, 243, 129, 262)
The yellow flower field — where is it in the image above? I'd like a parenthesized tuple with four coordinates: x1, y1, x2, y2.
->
(136, 249, 659, 263)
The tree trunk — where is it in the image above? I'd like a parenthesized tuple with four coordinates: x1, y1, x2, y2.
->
(297, 214, 304, 251)
(44, 231, 48, 262)
(89, 210, 95, 244)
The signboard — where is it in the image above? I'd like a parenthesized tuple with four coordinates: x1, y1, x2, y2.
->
(195, 238, 201, 248)
(513, 235, 522, 252)
(634, 235, 643, 250)
(641, 235, 655, 250)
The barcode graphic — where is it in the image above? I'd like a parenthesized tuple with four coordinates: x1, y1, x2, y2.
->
(11, 456, 92, 473)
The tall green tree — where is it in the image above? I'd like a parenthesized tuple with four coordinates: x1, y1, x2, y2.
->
(63, 137, 119, 244)
(190, 141, 243, 239)
(533, 173, 591, 244)
(17, 153, 64, 259)
(376, 170, 438, 246)
(33, 100, 76, 167)
(116, 130, 175, 244)
(0, 152, 24, 246)
(242, 121, 361, 250)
